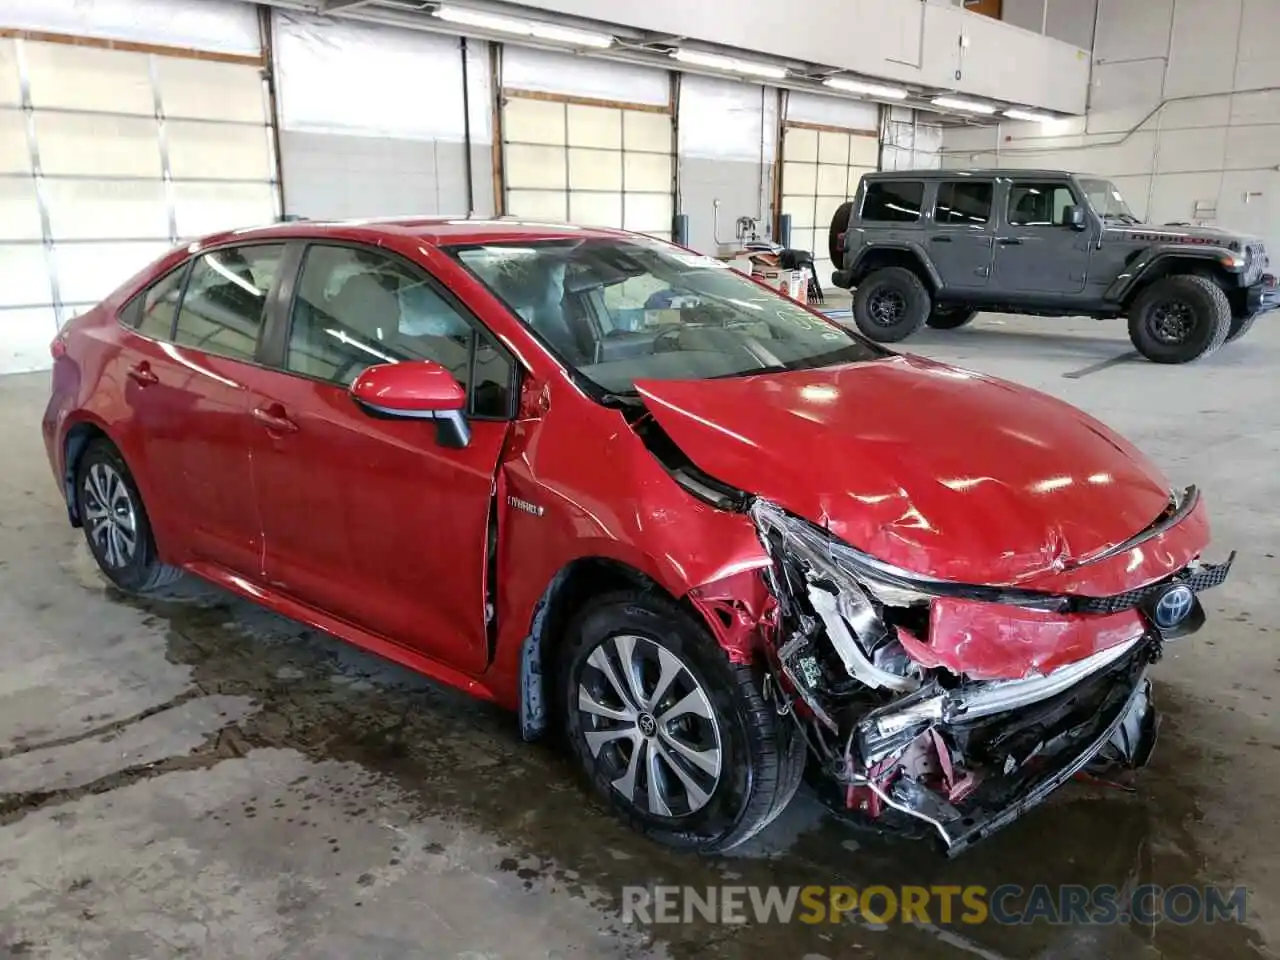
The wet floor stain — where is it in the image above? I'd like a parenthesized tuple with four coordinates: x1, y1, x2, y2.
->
(0, 541, 1270, 960)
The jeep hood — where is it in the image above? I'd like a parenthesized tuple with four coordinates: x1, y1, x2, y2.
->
(635, 355, 1201, 590)
(1107, 222, 1261, 247)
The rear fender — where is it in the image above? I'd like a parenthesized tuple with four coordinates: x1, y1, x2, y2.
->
(848, 242, 942, 290)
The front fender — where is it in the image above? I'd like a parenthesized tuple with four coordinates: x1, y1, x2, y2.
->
(1105, 245, 1239, 303)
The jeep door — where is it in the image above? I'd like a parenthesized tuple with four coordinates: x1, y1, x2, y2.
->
(993, 179, 1093, 294)
(927, 179, 996, 289)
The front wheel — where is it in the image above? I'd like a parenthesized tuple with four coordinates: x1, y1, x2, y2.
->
(926, 307, 977, 330)
(852, 266, 932, 343)
(560, 591, 803, 853)
(1127, 275, 1231, 364)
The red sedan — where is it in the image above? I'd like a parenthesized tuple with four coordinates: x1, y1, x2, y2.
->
(43, 219, 1232, 854)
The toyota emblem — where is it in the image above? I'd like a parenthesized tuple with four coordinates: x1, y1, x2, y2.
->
(1153, 584, 1195, 629)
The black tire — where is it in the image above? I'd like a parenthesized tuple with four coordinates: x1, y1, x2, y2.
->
(75, 438, 183, 593)
(1227, 310, 1258, 344)
(926, 307, 977, 330)
(828, 201, 855, 268)
(852, 266, 932, 343)
(1127, 275, 1231, 364)
(559, 590, 803, 853)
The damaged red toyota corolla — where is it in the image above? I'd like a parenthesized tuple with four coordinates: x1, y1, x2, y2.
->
(43, 220, 1232, 855)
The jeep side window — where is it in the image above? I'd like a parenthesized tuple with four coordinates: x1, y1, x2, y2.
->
(862, 182, 924, 223)
(934, 182, 994, 225)
(1007, 183, 1077, 227)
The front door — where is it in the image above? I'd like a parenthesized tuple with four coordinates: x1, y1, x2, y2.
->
(928, 179, 995, 289)
(246, 243, 518, 674)
(993, 180, 1093, 294)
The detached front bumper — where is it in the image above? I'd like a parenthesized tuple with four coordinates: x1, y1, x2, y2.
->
(858, 638, 1158, 856)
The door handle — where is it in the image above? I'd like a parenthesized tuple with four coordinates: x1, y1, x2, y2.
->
(998, 238, 1024, 246)
(253, 405, 298, 434)
(930, 236, 953, 243)
(126, 362, 158, 386)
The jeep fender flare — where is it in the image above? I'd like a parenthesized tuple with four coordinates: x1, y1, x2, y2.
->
(1106, 245, 1239, 304)
(847, 242, 943, 291)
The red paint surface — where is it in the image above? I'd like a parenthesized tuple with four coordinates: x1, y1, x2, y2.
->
(42, 218, 1216, 717)
(352, 360, 466, 412)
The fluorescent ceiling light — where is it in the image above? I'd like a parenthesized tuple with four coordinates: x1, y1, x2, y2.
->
(932, 96, 998, 114)
(1004, 108, 1056, 123)
(822, 77, 909, 100)
(434, 5, 613, 48)
(672, 48, 788, 80)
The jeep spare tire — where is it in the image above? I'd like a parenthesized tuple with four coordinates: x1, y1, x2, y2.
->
(827, 201, 855, 269)
(1127, 275, 1232, 364)
(926, 307, 977, 330)
(852, 266, 931, 343)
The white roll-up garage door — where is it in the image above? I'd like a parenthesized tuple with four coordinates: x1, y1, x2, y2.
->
(0, 20, 277, 373)
(780, 92, 880, 284)
(500, 46, 674, 238)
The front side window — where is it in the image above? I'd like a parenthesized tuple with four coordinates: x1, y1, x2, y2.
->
(1007, 182, 1077, 227)
(286, 244, 513, 418)
(862, 181, 924, 223)
(174, 245, 285, 361)
(934, 181, 994, 225)
(452, 237, 883, 397)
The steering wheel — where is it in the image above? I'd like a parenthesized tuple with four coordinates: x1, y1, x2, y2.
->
(652, 326, 683, 353)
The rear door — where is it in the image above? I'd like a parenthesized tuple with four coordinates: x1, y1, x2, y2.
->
(927, 179, 995, 290)
(117, 243, 286, 573)
(245, 242, 518, 673)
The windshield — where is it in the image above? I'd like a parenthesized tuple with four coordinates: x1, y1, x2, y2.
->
(1080, 178, 1140, 224)
(451, 237, 882, 396)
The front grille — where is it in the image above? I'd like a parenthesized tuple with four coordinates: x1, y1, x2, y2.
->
(1245, 243, 1267, 285)
(1071, 555, 1234, 615)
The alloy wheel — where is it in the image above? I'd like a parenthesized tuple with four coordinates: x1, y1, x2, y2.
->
(82, 462, 137, 569)
(1148, 299, 1196, 344)
(576, 634, 723, 817)
(867, 288, 907, 327)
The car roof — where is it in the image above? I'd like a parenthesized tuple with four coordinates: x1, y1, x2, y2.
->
(188, 217, 634, 251)
(863, 169, 1100, 180)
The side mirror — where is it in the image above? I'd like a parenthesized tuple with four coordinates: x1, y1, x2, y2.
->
(350, 360, 471, 448)
(1064, 205, 1087, 230)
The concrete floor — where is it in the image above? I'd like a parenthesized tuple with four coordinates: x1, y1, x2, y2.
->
(1, 313, 1277, 959)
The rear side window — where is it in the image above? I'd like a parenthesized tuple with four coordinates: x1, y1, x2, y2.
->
(174, 245, 286, 362)
(126, 266, 186, 341)
(286, 244, 514, 418)
(862, 181, 924, 222)
(1008, 182, 1077, 227)
(934, 181, 994, 225)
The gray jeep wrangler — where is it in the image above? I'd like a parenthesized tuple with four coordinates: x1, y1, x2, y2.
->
(829, 169, 1275, 364)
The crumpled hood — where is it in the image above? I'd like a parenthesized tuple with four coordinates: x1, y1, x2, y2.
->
(636, 355, 1179, 587)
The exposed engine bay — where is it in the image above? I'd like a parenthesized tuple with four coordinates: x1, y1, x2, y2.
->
(747, 499, 1234, 855)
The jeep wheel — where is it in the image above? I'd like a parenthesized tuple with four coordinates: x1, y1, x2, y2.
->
(926, 307, 977, 330)
(828, 201, 855, 268)
(1226, 311, 1258, 344)
(1127, 275, 1231, 364)
(853, 267, 931, 343)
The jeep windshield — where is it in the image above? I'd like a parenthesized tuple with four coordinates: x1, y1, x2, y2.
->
(452, 237, 883, 396)
(1080, 178, 1140, 224)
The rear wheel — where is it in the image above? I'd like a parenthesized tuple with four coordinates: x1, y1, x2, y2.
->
(1226, 310, 1259, 343)
(1127, 275, 1231, 364)
(560, 591, 803, 853)
(75, 439, 183, 593)
(852, 267, 932, 343)
(926, 307, 977, 330)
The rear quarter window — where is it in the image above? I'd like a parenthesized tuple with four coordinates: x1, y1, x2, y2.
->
(861, 181, 925, 223)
